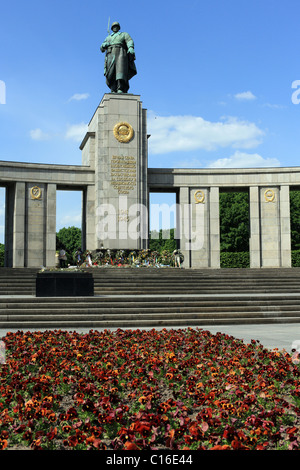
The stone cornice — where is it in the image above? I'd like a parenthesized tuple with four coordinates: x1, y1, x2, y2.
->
(0, 160, 95, 186)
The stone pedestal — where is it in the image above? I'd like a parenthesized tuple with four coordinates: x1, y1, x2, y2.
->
(81, 93, 148, 251)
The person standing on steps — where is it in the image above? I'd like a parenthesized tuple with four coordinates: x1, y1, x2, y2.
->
(59, 249, 67, 268)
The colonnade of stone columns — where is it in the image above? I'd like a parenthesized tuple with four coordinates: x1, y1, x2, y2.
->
(178, 185, 291, 269)
(0, 182, 295, 269)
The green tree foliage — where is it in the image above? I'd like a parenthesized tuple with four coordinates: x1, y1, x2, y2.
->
(220, 252, 250, 268)
(219, 192, 249, 252)
(290, 190, 300, 250)
(149, 228, 177, 253)
(56, 226, 82, 259)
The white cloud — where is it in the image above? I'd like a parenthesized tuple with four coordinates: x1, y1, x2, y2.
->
(208, 150, 280, 168)
(234, 91, 257, 101)
(65, 122, 88, 142)
(262, 103, 286, 109)
(68, 93, 90, 102)
(30, 128, 50, 141)
(0, 201, 4, 216)
(148, 113, 264, 155)
(57, 213, 82, 230)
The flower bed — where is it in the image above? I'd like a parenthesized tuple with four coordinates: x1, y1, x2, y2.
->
(0, 328, 299, 451)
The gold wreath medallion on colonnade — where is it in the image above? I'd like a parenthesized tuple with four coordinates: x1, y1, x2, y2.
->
(264, 188, 275, 203)
(30, 186, 42, 200)
(194, 190, 205, 204)
(113, 122, 134, 143)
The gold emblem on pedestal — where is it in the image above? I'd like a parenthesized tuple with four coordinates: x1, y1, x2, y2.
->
(30, 186, 42, 200)
(113, 122, 134, 143)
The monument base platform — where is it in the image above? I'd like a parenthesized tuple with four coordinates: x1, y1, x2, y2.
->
(36, 271, 94, 297)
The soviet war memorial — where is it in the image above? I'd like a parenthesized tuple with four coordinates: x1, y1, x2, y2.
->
(1, 1, 300, 456)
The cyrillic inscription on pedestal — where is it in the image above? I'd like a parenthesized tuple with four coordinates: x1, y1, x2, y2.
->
(110, 156, 137, 194)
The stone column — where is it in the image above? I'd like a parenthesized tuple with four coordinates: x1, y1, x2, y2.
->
(249, 186, 261, 268)
(178, 186, 191, 267)
(5, 182, 26, 267)
(209, 186, 220, 268)
(260, 186, 281, 267)
(82, 185, 96, 251)
(178, 186, 220, 268)
(25, 183, 46, 267)
(5, 182, 56, 267)
(45, 183, 57, 268)
(189, 187, 209, 268)
(279, 185, 291, 267)
(251, 186, 291, 268)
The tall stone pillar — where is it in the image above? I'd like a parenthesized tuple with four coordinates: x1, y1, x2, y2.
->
(25, 183, 57, 267)
(189, 187, 209, 268)
(178, 186, 191, 267)
(5, 182, 26, 267)
(45, 183, 57, 268)
(209, 187, 220, 268)
(5, 182, 57, 267)
(250, 185, 291, 268)
(178, 186, 220, 268)
(82, 185, 96, 251)
(81, 93, 148, 250)
(249, 186, 261, 268)
(279, 185, 291, 267)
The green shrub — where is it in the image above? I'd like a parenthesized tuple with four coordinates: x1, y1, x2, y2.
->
(292, 250, 300, 267)
(220, 252, 250, 268)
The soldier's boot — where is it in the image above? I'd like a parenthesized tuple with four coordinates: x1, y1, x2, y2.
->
(117, 80, 126, 93)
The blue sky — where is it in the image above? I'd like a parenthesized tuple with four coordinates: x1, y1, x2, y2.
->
(1, 0, 300, 242)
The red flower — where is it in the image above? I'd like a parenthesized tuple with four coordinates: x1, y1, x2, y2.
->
(210, 444, 231, 450)
(124, 441, 140, 450)
(65, 407, 78, 420)
(46, 427, 57, 441)
(0, 439, 8, 450)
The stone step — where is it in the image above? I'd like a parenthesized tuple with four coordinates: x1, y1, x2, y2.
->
(2, 287, 300, 297)
(1, 300, 300, 307)
(1, 316, 299, 329)
(1, 297, 299, 327)
(1, 312, 300, 323)
(2, 307, 300, 316)
(0, 293, 299, 304)
(0, 296, 300, 307)
(0, 267, 300, 328)
(91, 280, 300, 286)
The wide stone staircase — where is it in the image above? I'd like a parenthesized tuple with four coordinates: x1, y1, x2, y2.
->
(1, 267, 300, 328)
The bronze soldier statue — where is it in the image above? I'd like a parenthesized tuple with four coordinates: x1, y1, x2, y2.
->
(100, 21, 137, 93)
